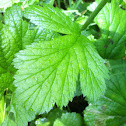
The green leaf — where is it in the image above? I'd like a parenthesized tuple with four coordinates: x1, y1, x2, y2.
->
(53, 112, 84, 126)
(35, 108, 67, 126)
(74, 74, 82, 97)
(24, 4, 80, 34)
(2, 103, 35, 126)
(0, 22, 8, 74)
(0, 72, 14, 93)
(94, 0, 126, 59)
(47, 108, 66, 125)
(0, 25, 14, 96)
(13, 34, 109, 114)
(1, 3, 59, 71)
(23, 27, 60, 46)
(0, 47, 8, 74)
(2, 115, 17, 126)
(1, 3, 29, 70)
(84, 60, 126, 126)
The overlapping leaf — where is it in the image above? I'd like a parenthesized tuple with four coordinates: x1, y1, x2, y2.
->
(0, 22, 13, 98)
(0, 3, 59, 125)
(24, 4, 80, 34)
(94, 0, 126, 59)
(1, 3, 59, 71)
(13, 34, 109, 114)
(84, 60, 126, 126)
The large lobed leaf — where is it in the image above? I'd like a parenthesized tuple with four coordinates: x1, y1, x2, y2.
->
(94, 0, 126, 59)
(84, 60, 126, 126)
(0, 1, 111, 125)
(13, 34, 109, 113)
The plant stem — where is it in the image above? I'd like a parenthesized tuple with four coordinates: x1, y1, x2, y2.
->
(81, 0, 109, 31)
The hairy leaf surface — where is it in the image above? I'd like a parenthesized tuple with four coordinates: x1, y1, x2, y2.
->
(84, 60, 126, 126)
(24, 4, 80, 34)
(94, 0, 126, 59)
(13, 35, 109, 113)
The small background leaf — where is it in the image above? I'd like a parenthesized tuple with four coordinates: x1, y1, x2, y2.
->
(53, 112, 84, 126)
(2, 102, 35, 126)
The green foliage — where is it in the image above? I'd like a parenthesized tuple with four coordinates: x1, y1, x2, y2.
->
(35, 108, 66, 126)
(2, 103, 35, 126)
(1, 3, 59, 71)
(94, 0, 126, 59)
(84, 60, 126, 126)
(0, 0, 125, 125)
